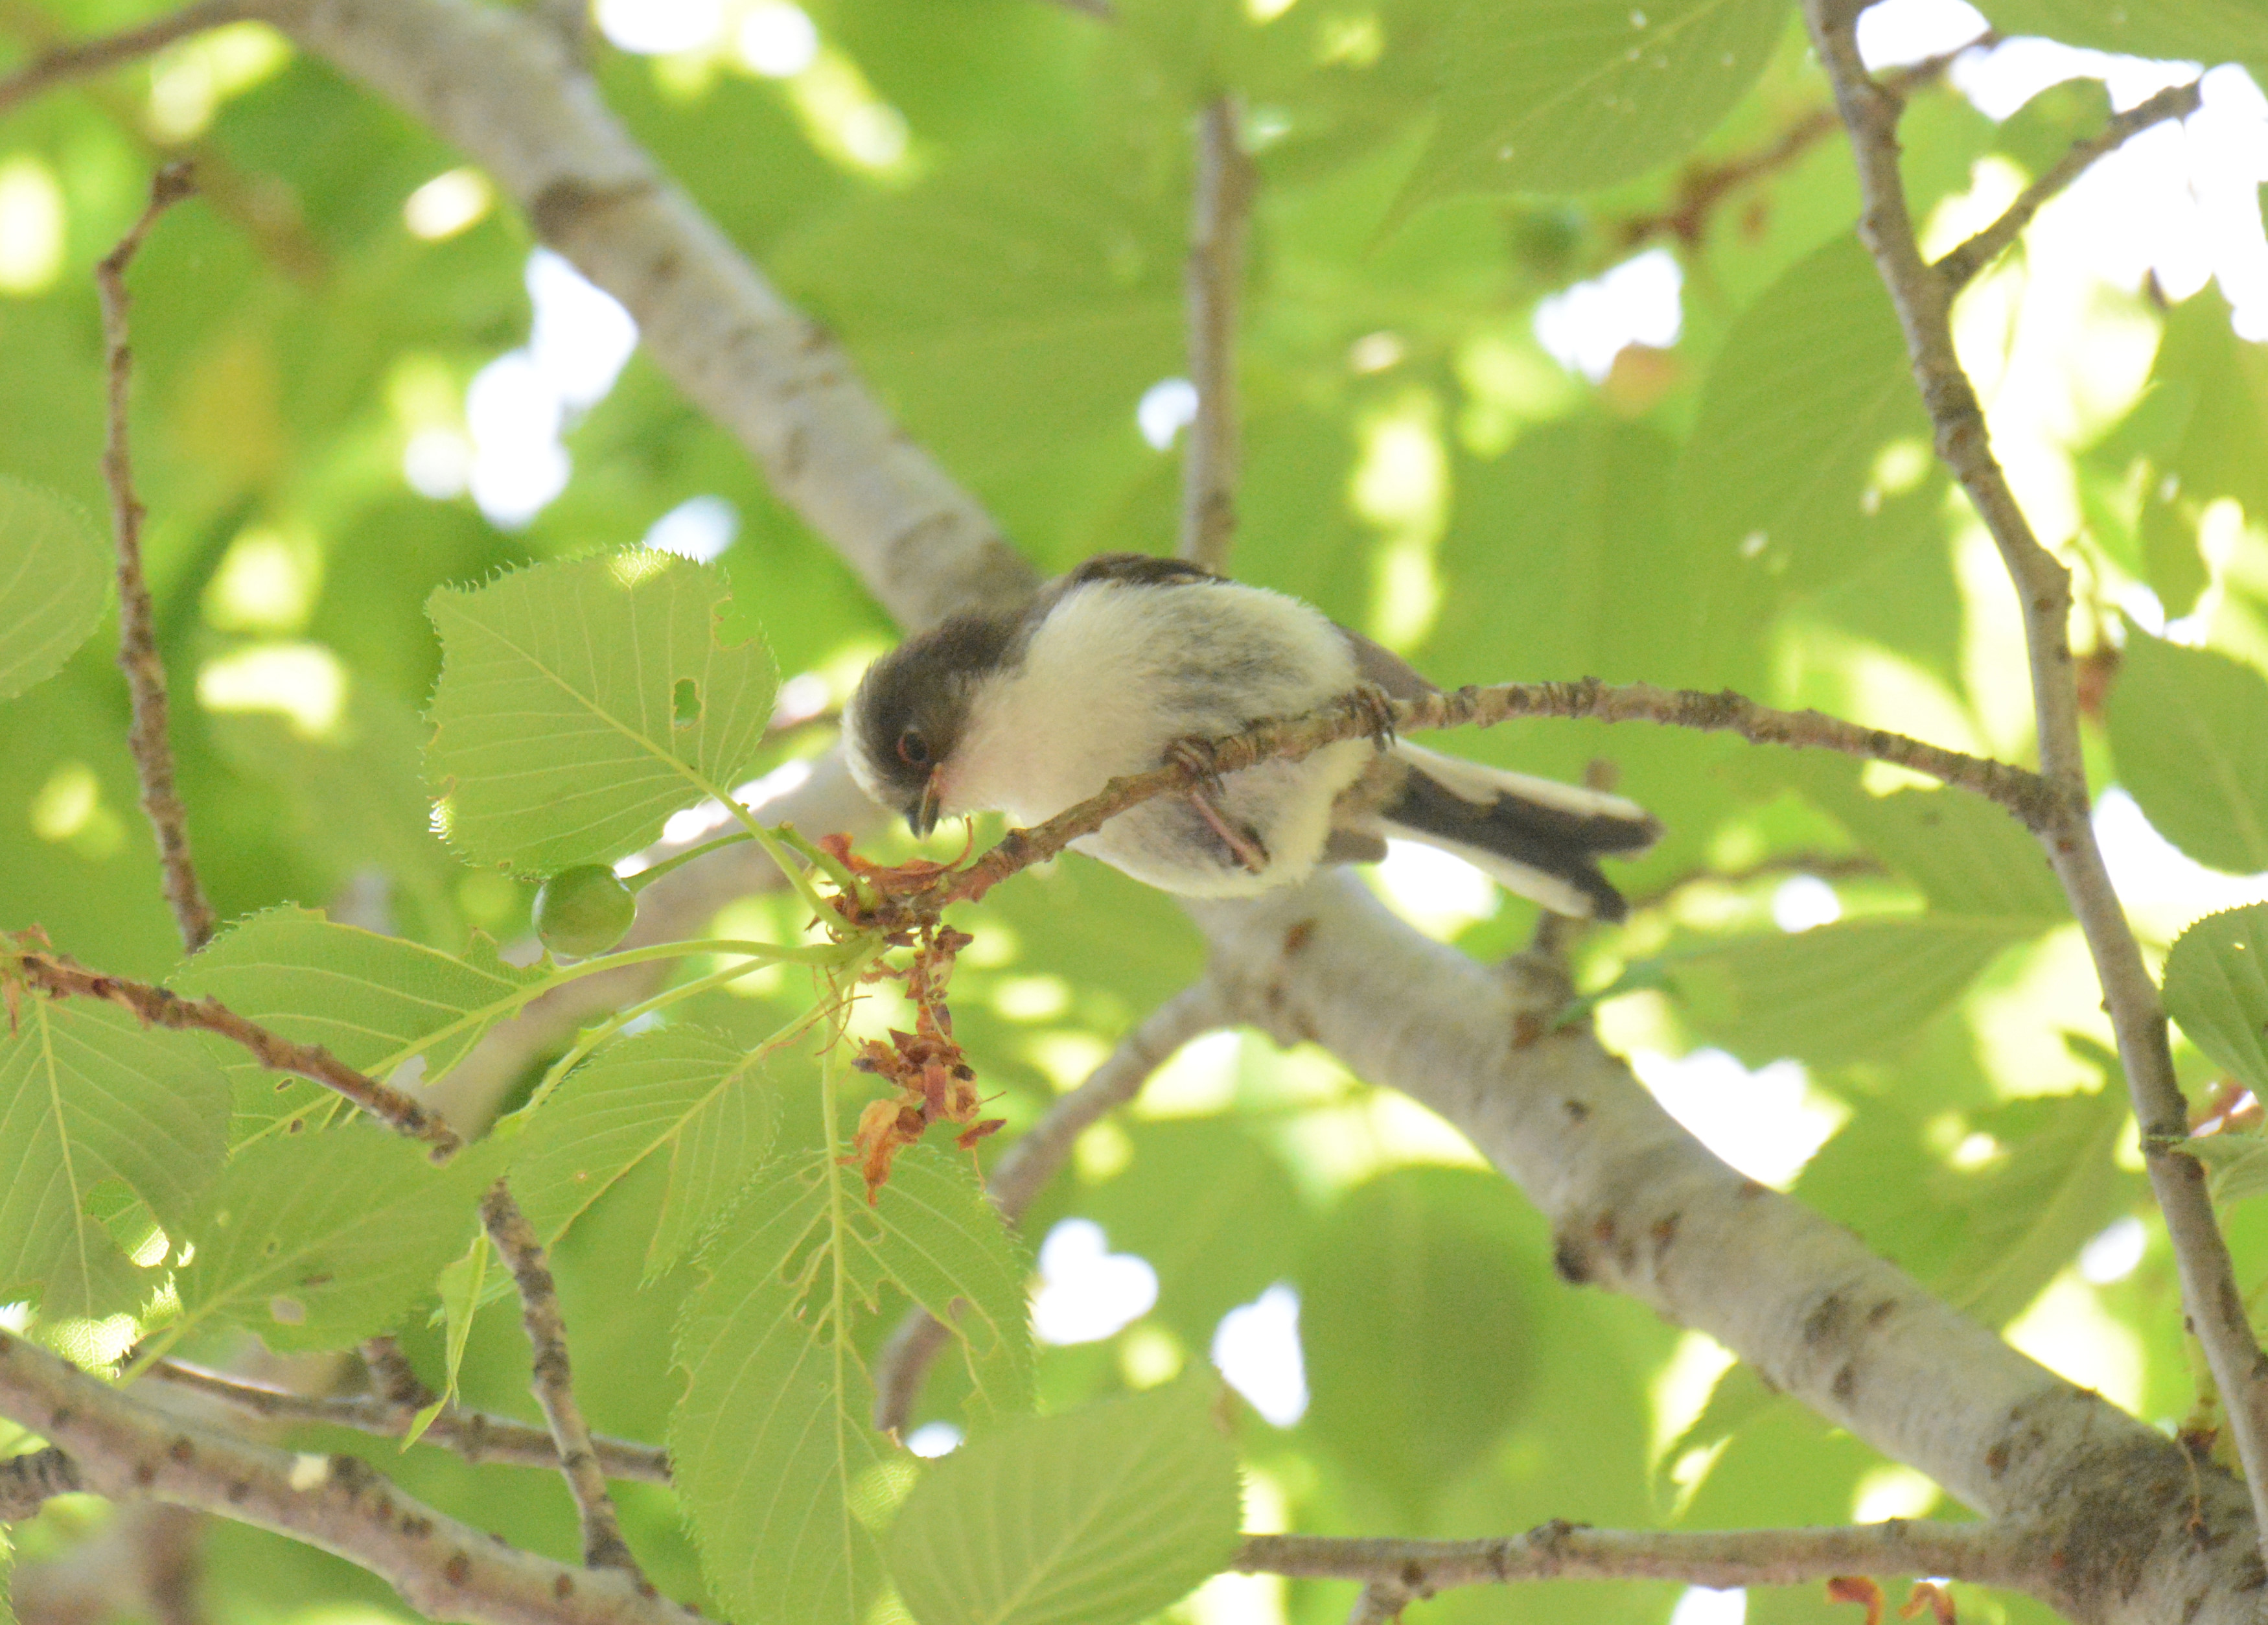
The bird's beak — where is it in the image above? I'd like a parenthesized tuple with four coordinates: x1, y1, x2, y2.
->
(911, 770, 943, 839)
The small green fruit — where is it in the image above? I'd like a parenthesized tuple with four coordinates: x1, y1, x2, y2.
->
(533, 864, 637, 957)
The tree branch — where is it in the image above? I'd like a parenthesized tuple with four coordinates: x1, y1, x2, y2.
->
(1238, 1519, 2032, 1596)
(870, 979, 1228, 1433)
(141, 1358, 671, 1484)
(1190, 874, 2265, 1623)
(1797, 0, 2268, 1558)
(1179, 95, 1253, 573)
(247, 0, 1036, 633)
(6, 949, 461, 1152)
(1936, 79, 2201, 291)
(237, 5, 2268, 1615)
(946, 677, 2052, 904)
(0, 1331, 699, 1625)
(97, 163, 220, 955)
(0, 0, 252, 117)
(477, 1182, 643, 1578)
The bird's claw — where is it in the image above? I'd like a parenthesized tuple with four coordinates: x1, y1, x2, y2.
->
(1166, 734, 1225, 790)
(1343, 683, 1398, 751)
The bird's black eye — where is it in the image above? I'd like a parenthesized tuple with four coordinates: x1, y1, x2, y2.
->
(896, 730, 931, 767)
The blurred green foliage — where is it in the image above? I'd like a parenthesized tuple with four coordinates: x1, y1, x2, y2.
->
(5, 1, 2268, 1623)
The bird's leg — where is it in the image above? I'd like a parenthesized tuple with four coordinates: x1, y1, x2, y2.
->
(1185, 785, 1271, 874)
(1340, 683, 1398, 751)
(1165, 733, 1225, 788)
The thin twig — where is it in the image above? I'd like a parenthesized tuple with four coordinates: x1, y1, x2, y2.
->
(6, 949, 460, 1152)
(946, 677, 2052, 904)
(0, 1443, 82, 1520)
(1347, 1582, 1411, 1625)
(143, 1356, 673, 1484)
(1625, 850, 1888, 912)
(1936, 79, 2202, 290)
(1615, 37, 1988, 254)
(1179, 95, 1254, 572)
(97, 163, 220, 955)
(1238, 1518, 2032, 1595)
(0, 1330, 700, 1625)
(871, 979, 1228, 1432)
(0, 0, 252, 117)
(1799, 0, 2268, 1558)
(478, 1181, 645, 1577)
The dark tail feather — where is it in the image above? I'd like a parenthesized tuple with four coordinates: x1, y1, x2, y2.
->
(1379, 745, 1660, 922)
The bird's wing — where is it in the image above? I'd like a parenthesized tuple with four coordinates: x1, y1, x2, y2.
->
(1334, 624, 1437, 700)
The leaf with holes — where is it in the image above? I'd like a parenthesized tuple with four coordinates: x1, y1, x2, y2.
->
(174, 1130, 494, 1353)
(0, 997, 230, 1318)
(2107, 631, 2268, 876)
(1397, 0, 1790, 209)
(511, 1023, 789, 1273)
(171, 907, 548, 1142)
(886, 1373, 1242, 1625)
(2165, 904, 2268, 1101)
(671, 1145, 1032, 1625)
(0, 476, 108, 703)
(425, 552, 777, 872)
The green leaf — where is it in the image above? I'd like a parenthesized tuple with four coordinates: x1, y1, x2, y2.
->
(1929, 1080, 2133, 1327)
(671, 1145, 1033, 1625)
(2181, 1129, 2268, 1205)
(886, 1373, 1242, 1625)
(1788, 759, 2066, 923)
(408, 1228, 505, 1448)
(425, 552, 778, 872)
(0, 997, 230, 1318)
(1677, 235, 1947, 614)
(1, 1523, 14, 1625)
(175, 1131, 492, 1353)
(0, 476, 108, 703)
(1398, 0, 1790, 205)
(1972, 0, 2265, 75)
(172, 907, 548, 1140)
(511, 1025, 786, 1272)
(1673, 917, 2034, 1069)
(1297, 1167, 1539, 1518)
(2165, 904, 2268, 1099)
(2084, 288, 2268, 615)
(2107, 630, 2268, 874)
(1069, 1119, 1306, 1348)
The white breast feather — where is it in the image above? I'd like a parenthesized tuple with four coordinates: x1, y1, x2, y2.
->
(941, 578, 1369, 896)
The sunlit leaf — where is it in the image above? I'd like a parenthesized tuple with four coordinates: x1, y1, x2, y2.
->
(1973, 0, 2266, 75)
(425, 552, 777, 872)
(0, 476, 108, 703)
(1399, 0, 1790, 206)
(172, 907, 548, 1141)
(512, 1024, 788, 1272)
(2165, 904, 2268, 1101)
(1676, 235, 1947, 620)
(1673, 917, 2033, 1068)
(2107, 631, 2268, 875)
(0, 998, 230, 1317)
(886, 1373, 1242, 1625)
(1790, 759, 2066, 924)
(672, 1145, 1032, 1625)
(175, 1130, 492, 1353)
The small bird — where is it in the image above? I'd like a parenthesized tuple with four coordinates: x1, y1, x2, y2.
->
(844, 554, 1660, 920)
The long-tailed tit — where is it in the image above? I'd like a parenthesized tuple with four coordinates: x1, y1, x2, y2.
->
(844, 554, 1660, 919)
